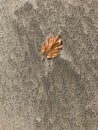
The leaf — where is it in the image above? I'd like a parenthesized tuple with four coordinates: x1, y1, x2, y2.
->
(42, 35, 62, 60)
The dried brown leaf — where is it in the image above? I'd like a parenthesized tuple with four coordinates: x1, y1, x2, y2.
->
(42, 35, 62, 60)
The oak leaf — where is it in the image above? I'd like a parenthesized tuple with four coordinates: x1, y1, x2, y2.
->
(42, 35, 62, 60)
